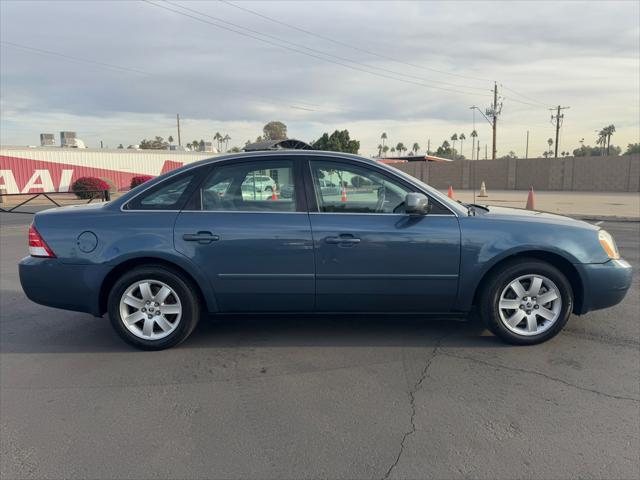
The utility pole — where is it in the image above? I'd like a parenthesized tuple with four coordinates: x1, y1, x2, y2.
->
(550, 105, 569, 158)
(427, 139, 430, 155)
(491, 82, 498, 159)
(471, 85, 501, 160)
(176, 113, 182, 146)
(525, 130, 529, 159)
(477, 142, 480, 161)
(485, 144, 488, 160)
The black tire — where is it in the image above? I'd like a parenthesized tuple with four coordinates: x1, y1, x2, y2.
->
(479, 259, 573, 345)
(107, 265, 200, 350)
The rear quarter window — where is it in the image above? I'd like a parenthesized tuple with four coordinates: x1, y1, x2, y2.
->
(124, 172, 198, 211)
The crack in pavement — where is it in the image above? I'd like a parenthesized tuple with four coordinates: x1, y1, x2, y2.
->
(441, 351, 640, 403)
(382, 334, 449, 480)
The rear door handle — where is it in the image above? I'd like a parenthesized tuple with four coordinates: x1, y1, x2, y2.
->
(182, 231, 220, 244)
(326, 234, 361, 245)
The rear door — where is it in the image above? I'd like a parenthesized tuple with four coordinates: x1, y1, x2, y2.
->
(305, 158, 461, 313)
(174, 158, 315, 312)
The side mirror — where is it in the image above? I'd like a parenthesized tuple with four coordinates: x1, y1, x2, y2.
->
(405, 192, 430, 215)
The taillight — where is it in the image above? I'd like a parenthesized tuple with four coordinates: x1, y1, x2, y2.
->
(28, 224, 56, 258)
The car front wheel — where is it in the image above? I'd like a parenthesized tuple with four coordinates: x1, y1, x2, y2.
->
(107, 266, 200, 350)
(480, 259, 573, 345)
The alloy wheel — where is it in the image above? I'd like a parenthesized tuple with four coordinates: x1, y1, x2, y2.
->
(119, 279, 182, 340)
(498, 274, 562, 336)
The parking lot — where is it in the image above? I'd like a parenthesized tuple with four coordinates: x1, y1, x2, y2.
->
(1, 211, 638, 479)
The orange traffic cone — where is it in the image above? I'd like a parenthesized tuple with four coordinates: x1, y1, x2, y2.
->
(526, 186, 536, 210)
(341, 187, 348, 202)
(270, 188, 278, 201)
(447, 185, 455, 200)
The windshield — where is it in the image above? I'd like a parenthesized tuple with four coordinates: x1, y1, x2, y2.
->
(381, 163, 468, 215)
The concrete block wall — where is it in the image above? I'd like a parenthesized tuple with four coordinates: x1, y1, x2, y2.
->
(393, 154, 640, 192)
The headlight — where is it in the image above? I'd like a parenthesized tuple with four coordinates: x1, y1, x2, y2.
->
(598, 229, 620, 259)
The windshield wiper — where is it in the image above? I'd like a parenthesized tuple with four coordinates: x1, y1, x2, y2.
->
(458, 201, 489, 216)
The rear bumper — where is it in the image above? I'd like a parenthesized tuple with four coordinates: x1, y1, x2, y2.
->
(19, 257, 109, 316)
(575, 258, 633, 314)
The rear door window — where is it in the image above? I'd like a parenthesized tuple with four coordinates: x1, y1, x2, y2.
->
(200, 160, 300, 212)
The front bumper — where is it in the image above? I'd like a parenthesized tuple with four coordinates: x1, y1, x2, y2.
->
(575, 258, 633, 314)
(19, 256, 110, 316)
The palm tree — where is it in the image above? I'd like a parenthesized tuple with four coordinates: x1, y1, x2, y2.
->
(223, 134, 231, 151)
(168, 135, 174, 145)
(547, 138, 553, 156)
(396, 142, 405, 156)
(390, 147, 396, 156)
(470, 130, 478, 160)
(382, 145, 389, 156)
(450, 134, 458, 159)
(412, 142, 420, 155)
(604, 125, 616, 155)
(377, 144, 383, 157)
(596, 129, 607, 154)
(381, 132, 387, 149)
(214, 132, 223, 151)
(459, 133, 466, 158)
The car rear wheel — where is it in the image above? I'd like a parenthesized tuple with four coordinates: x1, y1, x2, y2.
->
(107, 266, 200, 350)
(480, 259, 573, 345)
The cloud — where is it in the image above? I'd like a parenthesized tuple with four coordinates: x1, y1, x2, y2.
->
(1, 0, 638, 154)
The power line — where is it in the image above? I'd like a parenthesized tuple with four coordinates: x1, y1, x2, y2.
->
(215, 1, 556, 110)
(500, 83, 553, 108)
(168, 0, 489, 93)
(218, 0, 492, 85)
(0, 40, 149, 75)
(0, 40, 345, 113)
(144, 0, 493, 98)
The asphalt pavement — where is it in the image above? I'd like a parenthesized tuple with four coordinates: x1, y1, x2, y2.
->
(1, 212, 638, 479)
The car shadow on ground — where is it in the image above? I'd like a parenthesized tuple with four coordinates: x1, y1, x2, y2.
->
(0, 302, 508, 354)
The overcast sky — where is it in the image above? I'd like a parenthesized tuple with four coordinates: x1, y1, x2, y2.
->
(1, 0, 638, 157)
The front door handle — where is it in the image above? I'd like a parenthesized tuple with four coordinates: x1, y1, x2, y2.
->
(326, 234, 361, 245)
(182, 231, 220, 244)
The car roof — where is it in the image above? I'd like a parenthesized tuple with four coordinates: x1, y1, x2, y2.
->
(185, 150, 380, 170)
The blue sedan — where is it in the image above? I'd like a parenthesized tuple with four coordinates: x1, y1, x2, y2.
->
(19, 151, 632, 350)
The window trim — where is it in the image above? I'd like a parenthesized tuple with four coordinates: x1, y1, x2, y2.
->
(304, 157, 454, 216)
(188, 157, 307, 213)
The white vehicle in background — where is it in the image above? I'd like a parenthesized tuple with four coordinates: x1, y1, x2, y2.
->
(242, 174, 276, 193)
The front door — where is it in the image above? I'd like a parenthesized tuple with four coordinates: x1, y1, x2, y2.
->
(174, 158, 314, 312)
(306, 159, 461, 313)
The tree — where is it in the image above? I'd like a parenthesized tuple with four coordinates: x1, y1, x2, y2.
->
(377, 144, 383, 157)
(396, 142, 406, 156)
(117, 144, 124, 149)
(470, 129, 478, 160)
(382, 145, 389, 156)
(381, 132, 387, 148)
(624, 143, 640, 155)
(223, 134, 231, 151)
(573, 144, 621, 157)
(311, 129, 360, 154)
(459, 133, 466, 158)
(390, 147, 396, 155)
(601, 124, 616, 155)
(263, 121, 287, 141)
(596, 129, 607, 154)
(168, 135, 174, 145)
(436, 140, 452, 157)
(139, 136, 169, 150)
(499, 151, 517, 159)
(412, 142, 420, 155)
(450, 133, 458, 158)
(214, 132, 222, 151)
